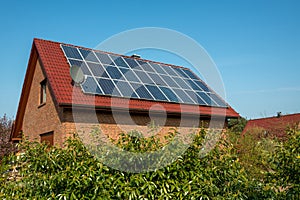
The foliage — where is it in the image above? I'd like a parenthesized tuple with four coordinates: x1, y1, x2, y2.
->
(231, 127, 278, 180)
(0, 114, 16, 160)
(268, 128, 300, 198)
(0, 128, 273, 199)
(227, 117, 247, 133)
(2, 127, 299, 199)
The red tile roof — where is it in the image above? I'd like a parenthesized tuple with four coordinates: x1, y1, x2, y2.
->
(34, 38, 239, 117)
(242, 113, 300, 138)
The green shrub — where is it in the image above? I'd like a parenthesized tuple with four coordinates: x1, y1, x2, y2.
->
(268, 128, 300, 198)
(0, 129, 273, 199)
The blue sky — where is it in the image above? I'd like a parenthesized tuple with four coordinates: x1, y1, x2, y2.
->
(0, 0, 299, 119)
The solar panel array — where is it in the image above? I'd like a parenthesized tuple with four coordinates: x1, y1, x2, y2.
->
(61, 44, 227, 107)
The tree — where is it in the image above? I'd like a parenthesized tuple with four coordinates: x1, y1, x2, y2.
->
(0, 114, 15, 160)
(227, 117, 247, 133)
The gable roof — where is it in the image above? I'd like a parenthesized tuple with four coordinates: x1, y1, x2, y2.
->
(242, 113, 300, 138)
(11, 38, 239, 140)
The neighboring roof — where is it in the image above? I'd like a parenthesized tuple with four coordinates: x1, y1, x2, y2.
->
(242, 113, 300, 138)
(11, 38, 240, 140)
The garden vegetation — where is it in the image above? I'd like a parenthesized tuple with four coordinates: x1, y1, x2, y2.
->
(0, 120, 299, 199)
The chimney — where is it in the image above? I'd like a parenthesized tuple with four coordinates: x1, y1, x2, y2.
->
(277, 112, 282, 118)
(131, 54, 141, 59)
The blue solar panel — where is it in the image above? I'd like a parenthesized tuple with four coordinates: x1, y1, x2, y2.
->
(134, 71, 154, 84)
(110, 55, 129, 68)
(148, 73, 167, 86)
(194, 80, 210, 92)
(119, 68, 140, 82)
(173, 68, 189, 78)
(149, 63, 167, 74)
(159, 75, 180, 88)
(82, 76, 102, 94)
(209, 93, 227, 107)
(131, 83, 154, 100)
(137, 60, 155, 72)
(69, 59, 91, 75)
(172, 77, 192, 90)
(114, 80, 138, 98)
(182, 69, 199, 80)
(86, 62, 109, 78)
(162, 65, 178, 76)
(196, 92, 217, 106)
(124, 57, 143, 70)
(97, 78, 120, 96)
(61, 44, 228, 107)
(186, 79, 202, 91)
(145, 85, 168, 101)
(105, 65, 123, 79)
(172, 88, 194, 104)
(79, 49, 99, 63)
(185, 90, 207, 105)
(159, 87, 178, 102)
(94, 52, 114, 65)
(62, 45, 82, 60)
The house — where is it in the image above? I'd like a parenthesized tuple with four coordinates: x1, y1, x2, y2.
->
(242, 112, 300, 139)
(10, 38, 239, 146)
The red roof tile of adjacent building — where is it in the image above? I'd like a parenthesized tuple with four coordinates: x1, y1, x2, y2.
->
(242, 113, 300, 138)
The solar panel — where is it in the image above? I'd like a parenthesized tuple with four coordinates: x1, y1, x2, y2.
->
(69, 59, 91, 75)
(181, 68, 199, 80)
(196, 92, 217, 106)
(114, 80, 138, 98)
(123, 57, 142, 70)
(61, 45, 82, 60)
(137, 60, 155, 72)
(79, 49, 99, 63)
(134, 71, 154, 84)
(61, 44, 227, 108)
(172, 77, 192, 90)
(86, 62, 109, 78)
(105, 65, 123, 79)
(97, 78, 120, 96)
(162, 65, 178, 76)
(110, 55, 129, 68)
(131, 83, 154, 100)
(119, 68, 140, 82)
(145, 85, 168, 101)
(159, 75, 180, 88)
(82, 76, 102, 94)
(159, 87, 178, 102)
(172, 88, 194, 104)
(148, 73, 167, 86)
(185, 90, 207, 105)
(173, 68, 189, 78)
(149, 63, 167, 74)
(94, 52, 114, 65)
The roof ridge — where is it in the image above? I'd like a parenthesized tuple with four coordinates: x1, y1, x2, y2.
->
(34, 38, 195, 70)
(249, 113, 300, 121)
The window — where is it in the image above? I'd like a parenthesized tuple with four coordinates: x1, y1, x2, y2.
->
(40, 79, 47, 105)
(40, 131, 54, 146)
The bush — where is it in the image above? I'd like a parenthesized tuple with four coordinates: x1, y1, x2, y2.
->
(268, 128, 300, 198)
(0, 129, 274, 199)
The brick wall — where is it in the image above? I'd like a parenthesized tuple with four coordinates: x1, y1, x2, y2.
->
(22, 59, 65, 146)
(62, 108, 226, 143)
